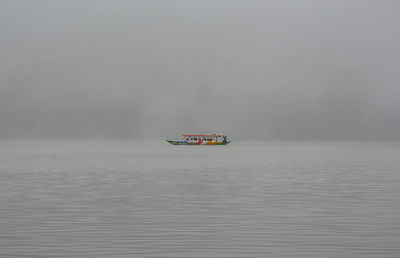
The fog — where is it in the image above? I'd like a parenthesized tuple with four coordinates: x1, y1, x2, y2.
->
(1, 0, 399, 141)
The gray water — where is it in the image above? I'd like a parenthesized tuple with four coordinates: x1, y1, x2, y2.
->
(0, 141, 399, 257)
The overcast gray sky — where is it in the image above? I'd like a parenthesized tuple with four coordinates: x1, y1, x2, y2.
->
(1, 0, 399, 140)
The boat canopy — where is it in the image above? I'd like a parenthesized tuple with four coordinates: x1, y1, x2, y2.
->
(182, 134, 224, 137)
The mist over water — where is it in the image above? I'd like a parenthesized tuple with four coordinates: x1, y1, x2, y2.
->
(0, 141, 399, 257)
(1, 0, 400, 141)
(1, 1, 400, 257)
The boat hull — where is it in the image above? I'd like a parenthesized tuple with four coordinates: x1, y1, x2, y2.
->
(166, 140, 230, 145)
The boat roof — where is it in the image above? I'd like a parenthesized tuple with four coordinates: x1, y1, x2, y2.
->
(183, 134, 224, 137)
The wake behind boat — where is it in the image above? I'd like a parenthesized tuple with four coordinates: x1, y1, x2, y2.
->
(166, 134, 230, 145)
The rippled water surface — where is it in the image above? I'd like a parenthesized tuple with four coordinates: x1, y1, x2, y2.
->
(0, 141, 399, 257)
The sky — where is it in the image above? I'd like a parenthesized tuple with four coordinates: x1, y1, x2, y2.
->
(1, 0, 399, 141)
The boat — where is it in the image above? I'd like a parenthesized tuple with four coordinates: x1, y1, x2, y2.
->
(166, 134, 231, 145)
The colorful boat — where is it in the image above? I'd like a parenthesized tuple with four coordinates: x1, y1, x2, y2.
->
(166, 134, 231, 145)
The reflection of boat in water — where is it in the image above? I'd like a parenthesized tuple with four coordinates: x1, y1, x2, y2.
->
(166, 134, 231, 145)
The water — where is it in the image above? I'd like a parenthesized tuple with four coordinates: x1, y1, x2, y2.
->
(0, 141, 399, 257)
